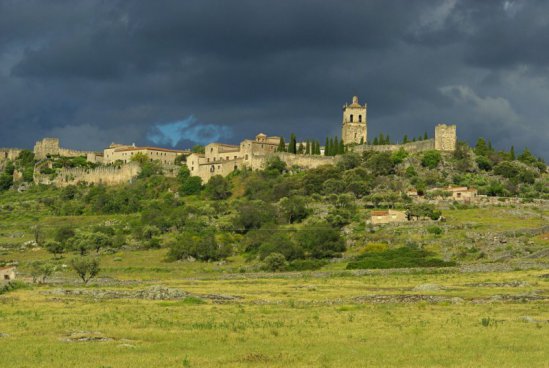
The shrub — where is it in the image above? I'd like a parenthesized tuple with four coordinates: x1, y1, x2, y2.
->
(296, 222, 346, 259)
(286, 259, 328, 271)
(421, 150, 441, 169)
(258, 232, 304, 261)
(180, 176, 202, 195)
(205, 175, 231, 200)
(346, 247, 455, 270)
(261, 253, 288, 272)
(167, 232, 232, 262)
(426, 225, 443, 235)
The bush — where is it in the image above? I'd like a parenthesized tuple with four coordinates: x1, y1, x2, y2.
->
(296, 222, 346, 259)
(261, 253, 288, 272)
(258, 232, 304, 261)
(167, 232, 231, 262)
(346, 247, 455, 270)
(70, 257, 100, 284)
(286, 259, 328, 271)
(205, 175, 231, 200)
(180, 176, 202, 195)
(426, 225, 443, 235)
(421, 150, 441, 169)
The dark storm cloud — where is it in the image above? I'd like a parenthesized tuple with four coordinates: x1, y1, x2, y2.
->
(0, 0, 548, 159)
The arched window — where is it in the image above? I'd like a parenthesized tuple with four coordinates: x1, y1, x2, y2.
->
(359, 115, 362, 122)
(210, 165, 215, 172)
(350, 114, 353, 122)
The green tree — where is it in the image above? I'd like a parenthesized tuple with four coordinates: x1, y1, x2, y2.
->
(372, 137, 379, 145)
(421, 150, 441, 169)
(30, 261, 55, 284)
(423, 132, 428, 140)
(205, 175, 231, 200)
(288, 133, 297, 154)
(277, 137, 286, 152)
(0, 174, 12, 191)
(180, 176, 202, 195)
(191, 145, 205, 154)
(305, 141, 311, 155)
(339, 138, 345, 154)
(324, 138, 329, 156)
(279, 196, 310, 224)
(296, 222, 345, 259)
(45, 241, 65, 259)
(70, 257, 100, 285)
(403, 135, 409, 144)
(474, 138, 489, 157)
(509, 145, 515, 160)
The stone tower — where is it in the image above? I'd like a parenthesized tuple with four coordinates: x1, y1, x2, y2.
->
(434, 124, 457, 151)
(33, 138, 60, 159)
(342, 96, 367, 145)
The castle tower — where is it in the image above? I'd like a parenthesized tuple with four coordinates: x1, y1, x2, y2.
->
(434, 124, 457, 151)
(342, 96, 367, 145)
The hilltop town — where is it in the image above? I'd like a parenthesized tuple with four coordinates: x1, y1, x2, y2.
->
(1, 96, 458, 187)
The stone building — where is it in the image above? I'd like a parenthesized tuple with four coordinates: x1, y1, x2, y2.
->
(429, 185, 478, 202)
(369, 210, 408, 225)
(0, 266, 16, 282)
(341, 96, 367, 145)
(102, 144, 190, 165)
(187, 133, 281, 182)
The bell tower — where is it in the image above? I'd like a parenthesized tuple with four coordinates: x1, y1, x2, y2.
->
(341, 96, 367, 145)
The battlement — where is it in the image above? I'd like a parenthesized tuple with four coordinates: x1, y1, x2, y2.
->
(35, 162, 141, 187)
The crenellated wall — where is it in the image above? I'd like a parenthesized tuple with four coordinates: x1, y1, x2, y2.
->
(33, 138, 97, 160)
(35, 162, 141, 187)
(353, 139, 435, 154)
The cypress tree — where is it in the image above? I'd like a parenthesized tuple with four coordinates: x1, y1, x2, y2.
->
(289, 133, 297, 154)
(373, 137, 379, 145)
(324, 138, 329, 156)
(339, 138, 345, 154)
(298, 142, 304, 154)
(277, 137, 286, 152)
(403, 135, 408, 144)
(423, 132, 428, 140)
(510, 145, 515, 160)
(329, 138, 334, 156)
(360, 137, 364, 145)
(334, 136, 339, 156)
(386, 135, 390, 145)
(315, 140, 321, 155)
(305, 141, 311, 155)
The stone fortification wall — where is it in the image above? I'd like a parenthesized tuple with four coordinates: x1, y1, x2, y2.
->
(35, 163, 141, 187)
(272, 152, 337, 169)
(0, 148, 23, 161)
(353, 139, 435, 154)
(34, 138, 97, 160)
(246, 153, 337, 171)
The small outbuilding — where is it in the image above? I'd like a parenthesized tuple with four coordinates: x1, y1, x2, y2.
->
(369, 210, 408, 225)
(0, 266, 16, 282)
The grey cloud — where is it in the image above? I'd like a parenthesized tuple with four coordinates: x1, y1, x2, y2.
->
(0, 0, 547, 160)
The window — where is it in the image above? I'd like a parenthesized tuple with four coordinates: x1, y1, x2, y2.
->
(4, 274, 9, 280)
(350, 114, 353, 122)
(359, 115, 362, 122)
(210, 165, 215, 172)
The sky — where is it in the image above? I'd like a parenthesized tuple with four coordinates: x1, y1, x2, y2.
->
(0, 0, 548, 160)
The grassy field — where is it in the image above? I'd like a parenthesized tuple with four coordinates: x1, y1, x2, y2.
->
(1, 249, 548, 367)
(1, 197, 548, 367)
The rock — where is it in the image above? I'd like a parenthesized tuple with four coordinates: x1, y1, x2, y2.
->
(0, 333, 9, 338)
(413, 283, 445, 291)
(62, 331, 112, 342)
(520, 316, 536, 323)
(118, 343, 136, 349)
(451, 297, 464, 304)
